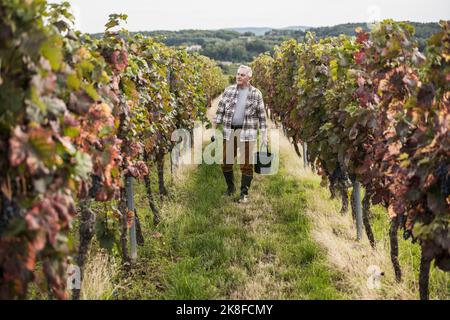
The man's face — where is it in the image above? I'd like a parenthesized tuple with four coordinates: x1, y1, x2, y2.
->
(236, 68, 251, 87)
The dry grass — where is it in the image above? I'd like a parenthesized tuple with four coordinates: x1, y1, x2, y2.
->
(276, 127, 426, 300)
(80, 251, 118, 300)
(305, 189, 417, 299)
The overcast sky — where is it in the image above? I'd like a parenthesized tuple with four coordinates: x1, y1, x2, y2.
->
(51, 0, 450, 33)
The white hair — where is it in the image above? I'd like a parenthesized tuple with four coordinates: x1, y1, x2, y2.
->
(238, 65, 253, 77)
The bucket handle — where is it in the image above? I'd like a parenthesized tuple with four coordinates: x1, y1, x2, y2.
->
(260, 141, 270, 154)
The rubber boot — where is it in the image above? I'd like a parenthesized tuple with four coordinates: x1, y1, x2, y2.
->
(238, 175, 253, 203)
(223, 171, 236, 196)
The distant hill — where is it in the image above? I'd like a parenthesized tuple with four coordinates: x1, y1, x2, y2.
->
(90, 21, 443, 64)
(280, 26, 311, 31)
(225, 27, 273, 36)
(226, 26, 312, 35)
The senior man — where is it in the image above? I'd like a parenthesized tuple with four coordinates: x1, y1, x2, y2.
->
(212, 65, 267, 203)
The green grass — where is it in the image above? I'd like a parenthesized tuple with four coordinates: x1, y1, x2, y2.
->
(115, 154, 347, 299)
(262, 171, 345, 299)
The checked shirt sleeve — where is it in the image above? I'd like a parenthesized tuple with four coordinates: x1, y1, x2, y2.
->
(214, 93, 227, 124)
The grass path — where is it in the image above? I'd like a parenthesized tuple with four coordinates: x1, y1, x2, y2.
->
(112, 96, 348, 299)
(115, 146, 347, 299)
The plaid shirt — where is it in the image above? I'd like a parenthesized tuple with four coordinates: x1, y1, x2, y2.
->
(214, 84, 267, 141)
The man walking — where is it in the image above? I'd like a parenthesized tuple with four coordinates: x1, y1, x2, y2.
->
(212, 65, 267, 203)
